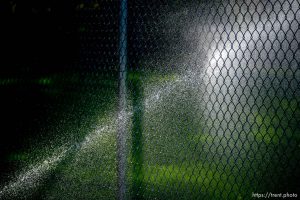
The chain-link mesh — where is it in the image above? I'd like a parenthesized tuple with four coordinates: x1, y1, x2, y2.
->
(0, 0, 299, 199)
(126, 0, 300, 199)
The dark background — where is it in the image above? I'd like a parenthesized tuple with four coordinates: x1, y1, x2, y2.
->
(0, 0, 120, 181)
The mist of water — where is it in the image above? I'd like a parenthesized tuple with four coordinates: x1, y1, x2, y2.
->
(1, 0, 299, 198)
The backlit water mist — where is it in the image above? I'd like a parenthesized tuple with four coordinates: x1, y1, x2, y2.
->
(0, 0, 299, 199)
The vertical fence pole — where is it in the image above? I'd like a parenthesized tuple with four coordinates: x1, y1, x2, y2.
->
(117, 0, 127, 199)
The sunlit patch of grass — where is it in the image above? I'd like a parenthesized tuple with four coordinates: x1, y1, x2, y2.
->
(141, 162, 247, 199)
(189, 133, 214, 144)
(253, 114, 283, 145)
(38, 78, 53, 85)
(6, 152, 30, 163)
(145, 73, 179, 84)
(252, 98, 300, 145)
(0, 78, 18, 85)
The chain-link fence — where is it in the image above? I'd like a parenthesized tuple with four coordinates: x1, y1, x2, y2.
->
(0, 0, 299, 199)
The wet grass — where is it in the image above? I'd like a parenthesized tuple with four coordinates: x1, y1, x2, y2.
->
(141, 161, 248, 200)
(40, 130, 117, 200)
(252, 98, 300, 145)
(127, 75, 300, 199)
(37, 93, 299, 199)
(1, 70, 299, 199)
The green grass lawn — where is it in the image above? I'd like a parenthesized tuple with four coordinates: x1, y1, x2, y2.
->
(1, 71, 299, 199)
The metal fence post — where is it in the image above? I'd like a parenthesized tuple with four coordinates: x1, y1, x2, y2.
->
(117, 0, 127, 199)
